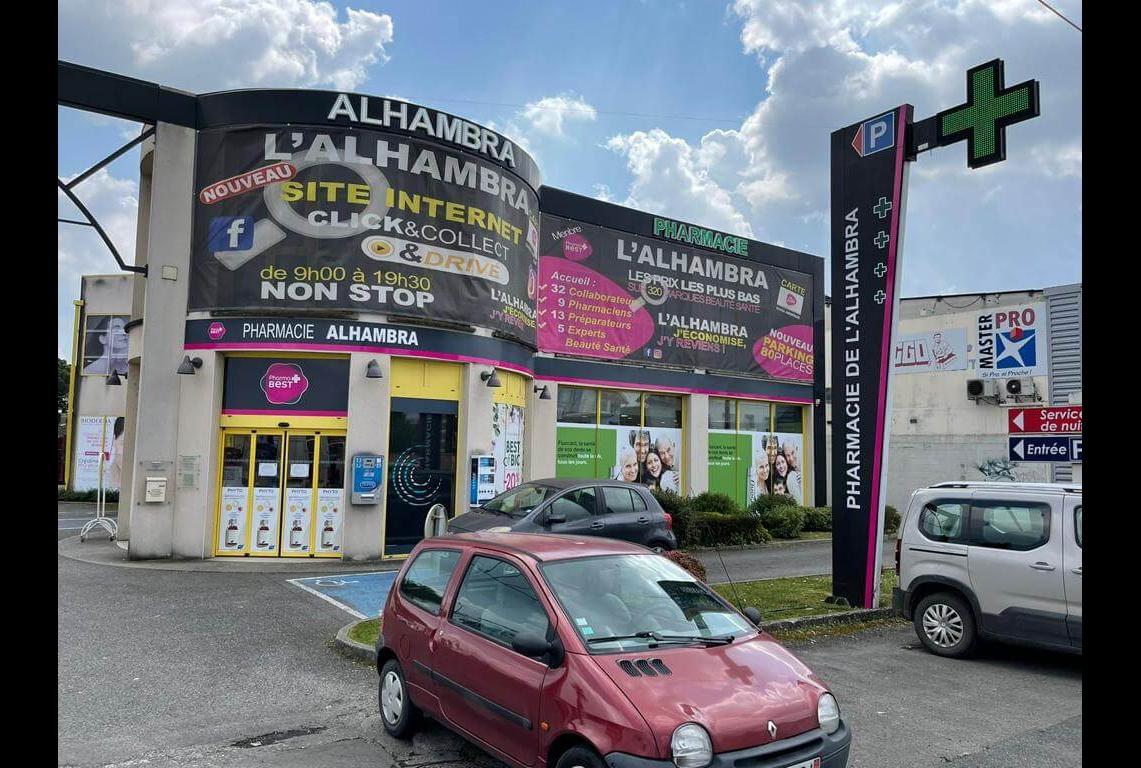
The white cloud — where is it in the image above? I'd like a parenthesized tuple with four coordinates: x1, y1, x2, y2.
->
(520, 94, 598, 139)
(604, 129, 754, 238)
(58, 0, 394, 91)
(58, 170, 140, 359)
(599, 0, 1081, 294)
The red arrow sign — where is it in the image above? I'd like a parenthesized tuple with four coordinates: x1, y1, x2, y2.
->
(1008, 406, 1082, 434)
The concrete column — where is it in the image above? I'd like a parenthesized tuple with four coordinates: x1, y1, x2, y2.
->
(127, 122, 196, 560)
(685, 394, 708, 495)
(172, 350, 224, 557)
(344, 353, 389, 561)
(528, 380, 558, 479)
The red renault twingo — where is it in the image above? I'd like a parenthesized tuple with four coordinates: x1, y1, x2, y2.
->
(375, 533, 851, 768)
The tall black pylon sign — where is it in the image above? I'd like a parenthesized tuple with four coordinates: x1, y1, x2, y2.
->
(830, 60, 1040, 609)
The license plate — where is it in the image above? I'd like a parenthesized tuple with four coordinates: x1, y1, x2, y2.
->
(783, 759, 821, 768)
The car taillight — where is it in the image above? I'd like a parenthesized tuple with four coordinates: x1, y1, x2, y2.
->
(664, 512, 673, 529)
(894, 537, 901, 574)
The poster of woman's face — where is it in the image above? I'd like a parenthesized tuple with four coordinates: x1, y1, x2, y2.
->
(82, 315, 129, 376)
(614, 427, 682, 490)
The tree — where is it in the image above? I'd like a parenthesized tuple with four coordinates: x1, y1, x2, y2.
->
(58, 358, 70, 425)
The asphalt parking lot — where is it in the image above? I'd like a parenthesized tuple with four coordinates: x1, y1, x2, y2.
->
(59, 536, 1081, 768)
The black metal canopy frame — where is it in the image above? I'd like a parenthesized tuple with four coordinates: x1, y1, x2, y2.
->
(57, 128, 154, 276)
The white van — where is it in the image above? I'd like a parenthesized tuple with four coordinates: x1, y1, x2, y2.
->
(892, 482, 1082, 658)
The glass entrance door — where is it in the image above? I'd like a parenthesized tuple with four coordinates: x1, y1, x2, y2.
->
(385, 398, 458, 556)
(216, 429, 346, 557)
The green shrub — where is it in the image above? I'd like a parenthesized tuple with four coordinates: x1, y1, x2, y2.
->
(753, 505, 806, 539)
(802, 506, 832, 532)
(747, 493, 798, 517)
(691, 491, 741, 516)
(58, 489, 119, 503)
(884, 505, 901, 534)
(690, 512, 772, 547)
(662, 550, 708, 582)
(652, 489, 695, 546)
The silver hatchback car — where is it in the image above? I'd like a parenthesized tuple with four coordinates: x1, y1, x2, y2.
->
(892, 482, 1082, 658)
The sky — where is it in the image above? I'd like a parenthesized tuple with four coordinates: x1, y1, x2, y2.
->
(57, 0, 1082, 361)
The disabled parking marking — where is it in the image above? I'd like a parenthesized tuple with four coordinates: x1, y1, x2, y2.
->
(287, 571, 399, 620)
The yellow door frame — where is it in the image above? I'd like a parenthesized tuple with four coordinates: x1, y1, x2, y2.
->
(213, 428, 257, 557)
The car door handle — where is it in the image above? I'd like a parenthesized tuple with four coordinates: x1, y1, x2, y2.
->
(590, 521, 605, 530)
(636, 516, 650, 524)
(1029, 562, 1056, 571)
(1071, 567, 1082, 576)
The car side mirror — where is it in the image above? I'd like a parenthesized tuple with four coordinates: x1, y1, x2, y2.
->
(743, 606, 762, 626)
(511, 631, 565, 668)
(544, 511, 566, 526)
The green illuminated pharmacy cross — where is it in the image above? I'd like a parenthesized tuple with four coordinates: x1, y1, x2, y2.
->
(936, 59, 1040, 169)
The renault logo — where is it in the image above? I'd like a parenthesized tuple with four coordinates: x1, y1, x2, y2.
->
(768, 720, 777, 740)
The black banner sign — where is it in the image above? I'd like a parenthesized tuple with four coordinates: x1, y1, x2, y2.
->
(830, 106, 911, 608)
(185, 317, 535, 373)
(222, 356, 349, 415)
(538, 213, 815, 380)
(188, 126, 540, 342)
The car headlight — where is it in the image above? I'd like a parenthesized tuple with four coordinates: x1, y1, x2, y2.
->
(817, 692, 840, 735)
(671, 723, 712, 768)
(484, 526, 512, 533)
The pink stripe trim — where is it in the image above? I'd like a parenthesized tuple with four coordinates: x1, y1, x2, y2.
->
(185, 342, 532, 376)
(541, 374, 813, 403)
(866, 108, 908, 608)
(222, 409, 347, 417)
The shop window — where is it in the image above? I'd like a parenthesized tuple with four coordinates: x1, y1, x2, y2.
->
(557, 387, 598, 424)
(709, 398, 735, 430)
(81, 314, 129, 377)
(645, 394, 682, 428)
(774, 404, 803, 434)
(601, 390, 641, 426)
(554, 386, 684, 493)
(706, 399, 807, 509)
(738, 401, 770, 432)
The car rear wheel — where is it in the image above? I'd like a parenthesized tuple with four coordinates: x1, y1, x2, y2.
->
(379, 658, 420, 738)
(649, 539, 674, 553)
(556, 744, 605, 768)
(913, 592, 977, 658)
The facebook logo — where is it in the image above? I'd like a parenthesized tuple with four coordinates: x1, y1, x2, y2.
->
(851, 113, 895, 157)
(208, 217, 254, 252)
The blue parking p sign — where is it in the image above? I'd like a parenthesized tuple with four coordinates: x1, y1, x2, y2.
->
(851, 113, 896, 157)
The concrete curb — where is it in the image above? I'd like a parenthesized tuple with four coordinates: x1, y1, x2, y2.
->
(335, 620, 378, 664)
(331, 607, 900, 665)
(762, 607, 896, 633)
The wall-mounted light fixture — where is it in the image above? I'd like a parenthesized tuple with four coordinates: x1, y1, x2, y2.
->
(480, 368, 502, 388)
(534, 384, 551, 400)
(107, 369, 123, 386)
(366, 359, 383, 379)
(177, 356, 203, 375)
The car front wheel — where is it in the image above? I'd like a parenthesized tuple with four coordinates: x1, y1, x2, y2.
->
(379, 658, 420, 738)
(913, 592, 977, 658)
(556, 744, 605, 768)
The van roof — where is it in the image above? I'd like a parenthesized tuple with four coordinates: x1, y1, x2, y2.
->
(923, 481, 1081, 493)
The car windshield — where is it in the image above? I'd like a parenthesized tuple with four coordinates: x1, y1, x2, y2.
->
(480, 483, 558, 518)
(541, 554, 754, 652)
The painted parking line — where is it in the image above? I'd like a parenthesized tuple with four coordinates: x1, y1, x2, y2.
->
(287, 571, 399, 620)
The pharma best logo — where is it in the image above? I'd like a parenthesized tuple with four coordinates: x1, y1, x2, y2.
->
(208, 322, 227, 340)
(260, 363, 309, 405)
(851, 112, 896, 157)
(562, 233, 592, 261)
(776, 278, 806, 318)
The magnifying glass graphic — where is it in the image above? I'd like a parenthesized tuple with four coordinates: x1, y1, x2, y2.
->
(629, 278, 671, 312)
